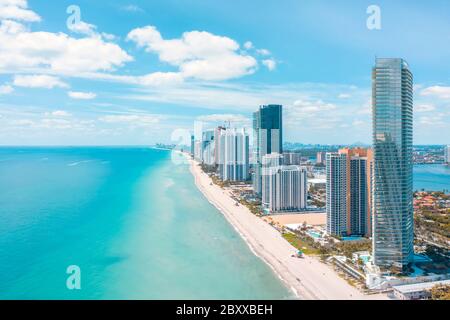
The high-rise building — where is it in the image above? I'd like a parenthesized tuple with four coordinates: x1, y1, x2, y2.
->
(219, 128, 250, 181)
(445, 145, 450, 165)
(262, 155, 307, 213)
(214, 127, 226, 163)
(326, 148, 373, 237)
(262, 153, 283, 208)
(317, 152, 327, 165)
(253, 105, 283, 195)
(201, 129, 215, 166)
(282, 152, 304, 165)
(326, 153, 348, 236)
(190, 135, 195, 157)
(372, 58, 414, 270)
(194, 141, 202, 162)
(341, 148, 374, 237)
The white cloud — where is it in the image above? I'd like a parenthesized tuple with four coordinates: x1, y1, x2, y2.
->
(352, 119, 365, 126)
(197, 114, 249, 123)
(13, 75, 69, 89)
(138, 72, 183, 86)
(68, 21, 97, 36)
(291, 99, 336, 114)
(45, 110, 72, 117)
(127, 26, 257, 81)
(420, 86, 450, 99)
(256, 48, 270, 56)
(338, 93, 351, 99)
(121, 5, 144, 13)
(262, 59, 276, 71)
(0, 0, 41, 22)
(0, 20, 133, 75)
(68, 91, 97, 100)
(99, 114, 161, 127)
(0, 84, 13, 94)
(415, 104, 435, 113)
(418, 115, 445, 126)
(243, 41, 253, 50)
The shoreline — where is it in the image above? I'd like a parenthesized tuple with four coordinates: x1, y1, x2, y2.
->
(189, 159, 387, 300)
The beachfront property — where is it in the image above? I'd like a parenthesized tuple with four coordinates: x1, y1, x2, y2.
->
(261, 153, 308, 213)
(218, 128, 250, 181)
(326, 152, 348, 236)
(392, 279, 450, 300)
(325, 148, 373, 238)
(201, 129, 216, 166)
(252, 104, 283, 196)
(372, 58, 414, 271)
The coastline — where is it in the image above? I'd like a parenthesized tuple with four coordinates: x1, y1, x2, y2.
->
(189, 158, 388, 300)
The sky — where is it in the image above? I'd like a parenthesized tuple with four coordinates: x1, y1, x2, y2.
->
(0, 0, 449, 145)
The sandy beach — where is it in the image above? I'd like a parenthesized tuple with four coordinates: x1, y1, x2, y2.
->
(190, 160, 387, 300)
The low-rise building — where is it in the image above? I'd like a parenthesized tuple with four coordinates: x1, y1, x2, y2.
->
(393, 279, 450, 300)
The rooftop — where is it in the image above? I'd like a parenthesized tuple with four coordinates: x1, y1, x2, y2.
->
(393, 279, 450, 294)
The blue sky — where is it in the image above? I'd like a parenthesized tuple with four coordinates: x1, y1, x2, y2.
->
(0, 0, 449, 145)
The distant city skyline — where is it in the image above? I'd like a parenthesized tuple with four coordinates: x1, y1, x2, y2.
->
(0, 0, 449, 145)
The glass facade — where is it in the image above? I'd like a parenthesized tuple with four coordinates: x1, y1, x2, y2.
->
(372, 58, 414, 270)
(252, 105, 283, 195)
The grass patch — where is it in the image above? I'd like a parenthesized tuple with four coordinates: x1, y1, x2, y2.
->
(282, 232, 321, 255)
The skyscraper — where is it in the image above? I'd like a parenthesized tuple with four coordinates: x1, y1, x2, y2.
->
(201, 129, 215, 166)
(218, 128, 250, 181)
(262, 154, 307, 213)
(372, 58, 414, 270)
(253, 105, 283, 195)
(326, 148, 373, 237)
(326, 153, 348, 236)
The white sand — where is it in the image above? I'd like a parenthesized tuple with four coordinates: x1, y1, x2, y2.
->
(190, 160, 388, 300)
(265, 213, 327, 227)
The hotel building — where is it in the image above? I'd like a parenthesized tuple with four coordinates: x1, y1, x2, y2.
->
(218, 128, 250, 181)
(372, 58, 414, 270)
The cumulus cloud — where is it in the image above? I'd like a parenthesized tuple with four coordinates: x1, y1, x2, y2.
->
(0, 84, 13, 94)
(68, 91, 97, 100)
(127, 26, 257, 81)
(262, 59, 276, 71)
(0, 19, 132, 75)
(68, 20, 97, 36)
(420, 86, 450, 99)
(13, 75, 69, 89)
(0, 0, 41, 22)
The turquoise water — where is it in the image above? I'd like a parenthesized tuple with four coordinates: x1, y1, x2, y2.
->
(0, 147, 291, 300)
(413, 164, 450, 192)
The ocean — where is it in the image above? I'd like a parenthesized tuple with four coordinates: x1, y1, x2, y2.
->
(0, 147, 291, 299)
(413, 164, 450, 192)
